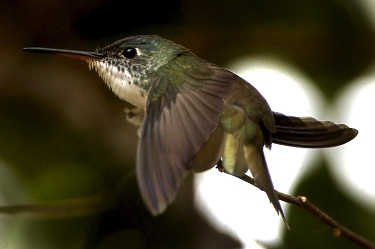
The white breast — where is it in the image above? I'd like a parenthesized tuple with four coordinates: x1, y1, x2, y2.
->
(88, 60, 147, 108)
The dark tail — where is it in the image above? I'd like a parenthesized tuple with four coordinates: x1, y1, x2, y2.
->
(272, 112, 358, 148)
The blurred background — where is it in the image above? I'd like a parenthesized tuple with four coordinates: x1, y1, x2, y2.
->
(1, 0, 375, 248)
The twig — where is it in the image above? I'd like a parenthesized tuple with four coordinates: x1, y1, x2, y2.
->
(216, 161, 375, 249)
(0, 190, 113, 219)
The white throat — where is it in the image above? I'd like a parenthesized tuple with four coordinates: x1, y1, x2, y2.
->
(88, 60, 147, 108)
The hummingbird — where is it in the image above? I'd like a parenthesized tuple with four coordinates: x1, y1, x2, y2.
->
(23, 35, 358, 224)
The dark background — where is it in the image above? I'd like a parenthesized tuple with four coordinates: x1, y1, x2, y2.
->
(0, 0, 374, 248)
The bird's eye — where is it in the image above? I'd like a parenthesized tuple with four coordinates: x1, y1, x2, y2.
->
(123, 47, 137, 59)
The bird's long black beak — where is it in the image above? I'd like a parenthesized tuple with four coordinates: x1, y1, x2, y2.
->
(23, 47, 105, 61)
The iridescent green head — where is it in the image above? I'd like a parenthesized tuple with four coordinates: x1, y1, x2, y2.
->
(88, 35, 188, 106)
(92, 35, 187, 86)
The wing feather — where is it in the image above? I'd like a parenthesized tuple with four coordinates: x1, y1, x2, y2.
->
(137, 59, 235, 215)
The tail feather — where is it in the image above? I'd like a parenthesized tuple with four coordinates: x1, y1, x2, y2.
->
(243, 145, 288, 226)
(272, 112, 358, 148)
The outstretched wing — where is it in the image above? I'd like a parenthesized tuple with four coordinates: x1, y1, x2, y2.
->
(137, 57, 235, 215)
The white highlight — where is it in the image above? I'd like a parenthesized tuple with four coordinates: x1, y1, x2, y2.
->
(357, 0, 375, 30)
(326, 70, 375, 209)
(194, 56, 325, 248)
